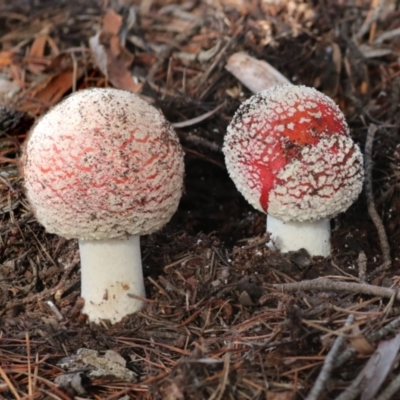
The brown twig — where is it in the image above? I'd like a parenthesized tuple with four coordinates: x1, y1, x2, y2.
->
(172, 102, 225, 129)
(306, 314, 354, 400)
(180, 132, 221, 152)
(0, 365, 21, 400)
(197, 36, 239, 99)
(273, 278, 398, 301)
(209, 349, 231, 400)
(365, 124, 392, 271)
(354, 0, 386, 42)
(357, 252, 367, 282)
(25, 332, 33, 397)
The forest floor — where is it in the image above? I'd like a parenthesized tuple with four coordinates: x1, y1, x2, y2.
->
(1, 0, 400, 399)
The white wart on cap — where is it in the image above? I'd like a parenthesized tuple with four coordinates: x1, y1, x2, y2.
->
(223, 84, 364, 256)
(22, 88, 185, 323)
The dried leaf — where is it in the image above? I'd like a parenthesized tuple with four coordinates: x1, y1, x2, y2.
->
(288, 248, 311, 269)
(0, 51, 17, 68)
(18, 69, 76, 116)
(360, 331, 400, 400)
(89, 9, 142, 93)
(267, 391, 295, 400)
(29, 35, 47, 58)
(350, 325, 375, 356)
(29, 35, 49, 73)
(239, 290, 256, 306)
(44, 53, 75, 73)
(238, 281, 265, 305)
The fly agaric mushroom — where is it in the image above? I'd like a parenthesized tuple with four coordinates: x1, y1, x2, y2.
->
(22, 88, 184, 323)
(223, 84, 364, 257)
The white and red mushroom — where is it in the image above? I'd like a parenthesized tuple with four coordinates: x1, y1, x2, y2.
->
(223, 84, 364, 257)
(22, 88, 184, 323)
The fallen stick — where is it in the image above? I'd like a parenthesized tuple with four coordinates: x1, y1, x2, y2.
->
(226, 51, 290, 93)
(306, 314, 354, 400)
(273, 278, 399, 301)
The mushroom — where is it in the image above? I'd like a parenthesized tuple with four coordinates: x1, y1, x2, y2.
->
(223, 84, 364, 257)
(22, 88, 185, 323)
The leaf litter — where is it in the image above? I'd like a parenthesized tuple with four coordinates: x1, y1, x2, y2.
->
(1, 0, 400, 399)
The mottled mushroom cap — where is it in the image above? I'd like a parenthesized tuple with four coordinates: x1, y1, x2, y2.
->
(223, 85, 364, 222)
(22, 88, 184, 240)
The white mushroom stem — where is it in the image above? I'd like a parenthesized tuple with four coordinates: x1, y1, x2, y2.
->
(266, 215, 331, 257)
(79, 236, 145, 324)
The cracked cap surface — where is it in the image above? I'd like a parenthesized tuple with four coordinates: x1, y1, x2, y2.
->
(22, 88, 185, 240)
(223, 85, 364, 222)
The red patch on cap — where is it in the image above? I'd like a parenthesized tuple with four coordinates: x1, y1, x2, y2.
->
(246, 99, 347, 211)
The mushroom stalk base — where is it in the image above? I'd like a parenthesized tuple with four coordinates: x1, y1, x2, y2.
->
(267, 215, 331, 257)
(79, 236, 145, 324)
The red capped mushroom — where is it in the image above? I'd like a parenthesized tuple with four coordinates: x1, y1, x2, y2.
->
(223, 84, 364, 256)
(22, 88, 184, 323)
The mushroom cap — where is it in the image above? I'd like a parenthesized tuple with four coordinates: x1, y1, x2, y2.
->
(223, 85, 364, 222)
(22, 88, 184, 240)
